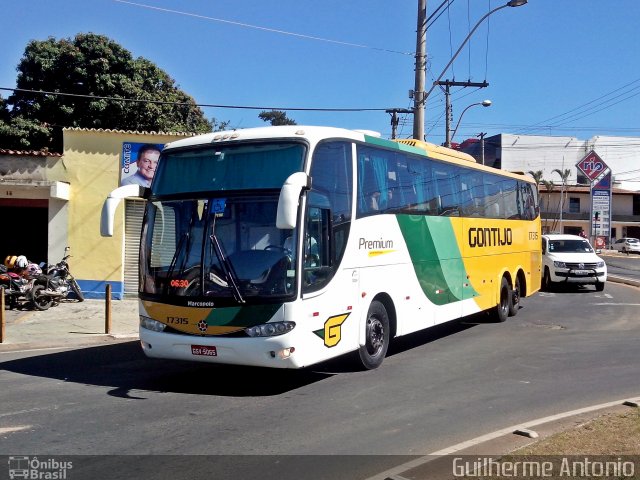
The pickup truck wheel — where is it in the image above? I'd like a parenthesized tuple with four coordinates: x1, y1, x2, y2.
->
(595, 282, 605, 291)
(542, 268, 553, 292)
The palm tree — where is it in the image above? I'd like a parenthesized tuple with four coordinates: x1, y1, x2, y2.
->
(552, 168, 571, 233)
(527, 170, 544, 194)
(542, 180, 555, 232)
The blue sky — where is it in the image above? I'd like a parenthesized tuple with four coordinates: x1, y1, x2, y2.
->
(2, 0, 639, 142)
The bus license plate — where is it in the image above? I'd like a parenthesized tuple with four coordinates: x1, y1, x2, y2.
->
(191, 345, 217, 356)
(573, 270, 589, 275)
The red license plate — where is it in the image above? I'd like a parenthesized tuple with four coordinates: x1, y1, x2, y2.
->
(191, 345, 217, 356)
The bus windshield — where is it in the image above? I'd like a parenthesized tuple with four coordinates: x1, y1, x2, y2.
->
(141, 195, 297, 302)
(152, 142, 305, 195)
(140, 141, 306, 303)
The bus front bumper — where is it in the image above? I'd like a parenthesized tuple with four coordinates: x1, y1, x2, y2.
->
(139, 327, 305, 369)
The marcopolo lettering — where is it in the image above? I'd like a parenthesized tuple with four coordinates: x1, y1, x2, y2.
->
(468, 227, 513, 248)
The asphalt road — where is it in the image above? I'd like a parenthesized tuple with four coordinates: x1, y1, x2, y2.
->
(1, 282, 638, 477)
(602, 251, 640, 282)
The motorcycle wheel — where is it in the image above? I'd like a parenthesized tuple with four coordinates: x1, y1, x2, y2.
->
(70, 279, 85, 302)
(29, 285, 53, 311)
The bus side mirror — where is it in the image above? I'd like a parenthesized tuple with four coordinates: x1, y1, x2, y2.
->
(276, 172, 311, 229)
(100, 184, 148, 236)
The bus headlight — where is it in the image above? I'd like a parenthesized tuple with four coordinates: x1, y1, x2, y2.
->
(553, 261, 567, 268)
(140, 316, 166, 332)
(245, 321, 296, 337)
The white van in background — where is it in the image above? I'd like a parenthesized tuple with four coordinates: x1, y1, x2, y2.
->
(541, 234, 607, 291)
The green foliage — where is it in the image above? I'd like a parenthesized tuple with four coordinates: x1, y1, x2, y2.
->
(211, 118, 231, 132)
(258, 110, 297, 126)
(0, 33, 221, 152)
(0, 116, 53, 151)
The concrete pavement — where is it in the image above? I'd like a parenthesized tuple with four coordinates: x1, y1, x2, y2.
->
(0, 297, 139, 351)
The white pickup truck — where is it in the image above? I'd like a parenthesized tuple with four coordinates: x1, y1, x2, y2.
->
(541, 234, 607, 291)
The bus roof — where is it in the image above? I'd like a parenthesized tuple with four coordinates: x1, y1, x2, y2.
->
(163, 125, 534, 184)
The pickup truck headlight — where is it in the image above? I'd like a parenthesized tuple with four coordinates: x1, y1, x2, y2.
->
(553, 261, 566, 268)
(596, 261, 605, 268)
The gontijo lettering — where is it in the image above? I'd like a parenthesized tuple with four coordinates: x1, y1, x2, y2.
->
(468, 227, 513, 247)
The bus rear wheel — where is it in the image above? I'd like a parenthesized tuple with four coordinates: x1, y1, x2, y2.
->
(492, 277, 510, 323)
(508, 276, 521, 317)
(358, 300, 390, 370)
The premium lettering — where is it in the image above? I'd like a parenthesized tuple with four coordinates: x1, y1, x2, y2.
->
(468, 227, 513, 248)
(359, 237, 394, 250)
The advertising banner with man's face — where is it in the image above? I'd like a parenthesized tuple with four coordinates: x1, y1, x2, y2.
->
(120, 142, 163, 187)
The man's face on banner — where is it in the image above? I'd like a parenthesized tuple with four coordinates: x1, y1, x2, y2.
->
(137, 148, 160, 181)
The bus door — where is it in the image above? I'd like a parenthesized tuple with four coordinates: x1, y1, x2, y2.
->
(300, 204, 359, 361)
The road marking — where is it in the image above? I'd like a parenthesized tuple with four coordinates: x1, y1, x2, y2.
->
(590, 303, 640, 306)
(0, 425, 31, 434)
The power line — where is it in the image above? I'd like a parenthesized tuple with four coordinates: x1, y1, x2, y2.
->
(114, 0, 413, 56)
(517, 77, 640, 134)
(0, 87, 392, 112)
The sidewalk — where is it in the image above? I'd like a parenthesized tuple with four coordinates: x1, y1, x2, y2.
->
(0, 297, 139, 351)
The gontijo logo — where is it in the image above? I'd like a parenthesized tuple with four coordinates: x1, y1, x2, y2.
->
(359, 237, 395, 257)
(313, 313, 351, 347)
(468, 227, 513, 248)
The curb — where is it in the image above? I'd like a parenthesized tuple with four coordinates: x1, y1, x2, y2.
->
(608, 274, 640, 288)
(0, 333, 139, 353)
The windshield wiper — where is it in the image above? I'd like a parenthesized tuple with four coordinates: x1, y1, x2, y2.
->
(210, 233, 245, 304)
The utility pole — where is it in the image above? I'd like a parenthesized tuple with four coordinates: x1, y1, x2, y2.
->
(412, 0, 427, 141)
(435, 80, 489, 147)
(386, 108, 413, 139)
(477, 132, 487, 165)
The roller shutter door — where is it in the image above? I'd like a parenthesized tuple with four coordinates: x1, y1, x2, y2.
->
(124, 199, 146, 294)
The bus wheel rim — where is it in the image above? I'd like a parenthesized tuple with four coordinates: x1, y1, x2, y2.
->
(366, 317, 384, 355)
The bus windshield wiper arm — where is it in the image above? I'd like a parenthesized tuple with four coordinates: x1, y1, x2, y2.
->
(210, 234, 245, 304)
(165, 231, 188, 295)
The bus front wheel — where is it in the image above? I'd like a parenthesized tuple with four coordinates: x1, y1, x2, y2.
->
(358, 300, 390, 370)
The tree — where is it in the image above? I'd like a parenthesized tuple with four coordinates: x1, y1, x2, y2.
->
(0, 33, 217, 152)
(553, 168, 571, 233)
(527, 170, 543, 194)
(542, 180, 555, 232)
(258, 110, 297, 126)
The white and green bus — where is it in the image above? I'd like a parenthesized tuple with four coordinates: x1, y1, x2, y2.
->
(102, 126, 541, 369)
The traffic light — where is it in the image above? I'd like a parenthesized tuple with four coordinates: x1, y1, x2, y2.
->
(594, 211, 600, 221)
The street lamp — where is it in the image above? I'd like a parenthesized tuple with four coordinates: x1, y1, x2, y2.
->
(415, 0, 527, 140)
(449, 100, 492, 146)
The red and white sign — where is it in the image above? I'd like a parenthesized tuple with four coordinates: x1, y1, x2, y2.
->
(576, 150, 608, 182)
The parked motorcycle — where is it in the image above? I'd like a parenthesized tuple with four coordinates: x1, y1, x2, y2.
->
(29, 247, 85, 310)
(0, 264, 39, 310)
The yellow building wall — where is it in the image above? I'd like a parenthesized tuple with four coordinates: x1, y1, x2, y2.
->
(62, 129, 193, 298)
